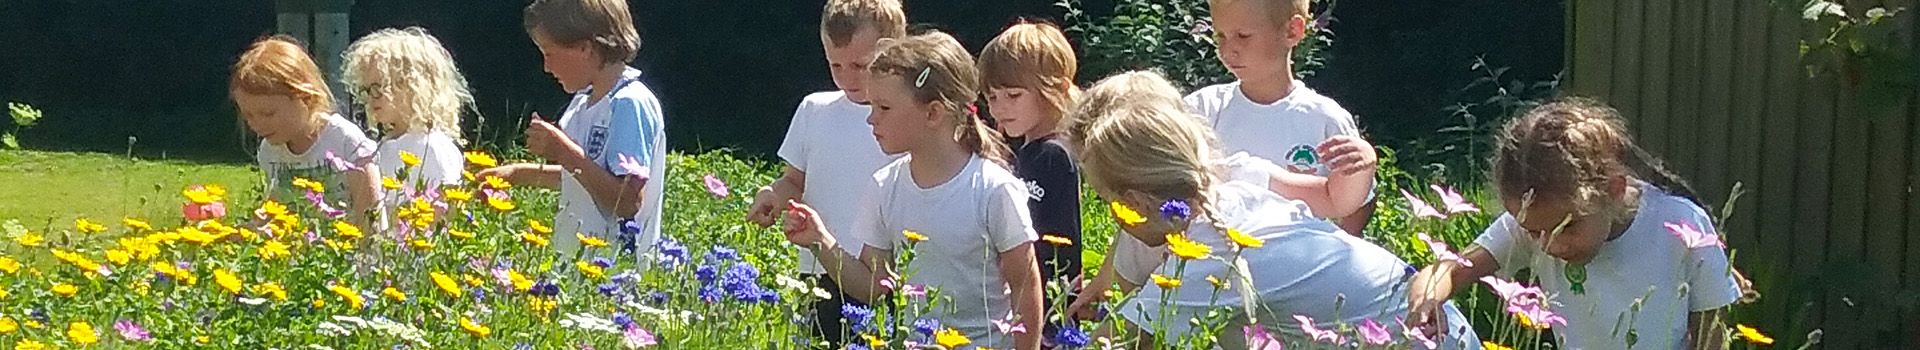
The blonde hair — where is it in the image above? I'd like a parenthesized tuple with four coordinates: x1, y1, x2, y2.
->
(1209, 0, 1311, 29)
(1064, 70, 1188, 146)
(821, 0, 908, 46)
(868, 31, 1012, 167)
(1493, 97, 1703, 216)
(978, 20, 1080, 135)
(1072, 70, 1237, 234)
(342, 27, 473, 142)
(523, 0, 640, 66)
(230, 35, 334, 118)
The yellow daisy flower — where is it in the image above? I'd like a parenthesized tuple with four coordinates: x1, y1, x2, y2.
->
(1165, 233, 1212, 260)
(1110, 201, 1147, 226)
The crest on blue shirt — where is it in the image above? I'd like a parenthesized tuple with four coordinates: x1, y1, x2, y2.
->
(586, 124, 609, 160)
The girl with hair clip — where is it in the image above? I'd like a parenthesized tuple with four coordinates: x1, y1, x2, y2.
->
(781, 31, 1045, 350)
(1069, 70, 1477, 349)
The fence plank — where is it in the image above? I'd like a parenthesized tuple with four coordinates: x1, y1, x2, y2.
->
(1668, 0, 1703, 180)
(1611, 0, 1645, 124)
(1755, 0, 1803, 334)
(1790, 71, 1837, 343)
(1569, 0, 1615, 96)
(1728, 0, 1769, 255)
(1698, 0, 1735, 215)
(1639, 0, 1673, 165)
(1823, 77, 1868, 350)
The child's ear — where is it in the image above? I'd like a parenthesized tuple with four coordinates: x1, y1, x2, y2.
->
(1606, 174, 1631, 202)
(923, 101, 947, 126)
(1286, 14, 1310, 45)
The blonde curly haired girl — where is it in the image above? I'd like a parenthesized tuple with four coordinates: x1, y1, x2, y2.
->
(342, 27, 474, 190)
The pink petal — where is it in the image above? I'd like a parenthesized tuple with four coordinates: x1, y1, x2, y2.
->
(703, 174, 729, 198)
(1359, 318, 1392, 345)
(617, 154, 650, 181)
(1431, 184, 1480, 214)
(1402, 189, 1446, 219)
(1418, 232, 1474, 268)
(1244, 325, 1285, 350)
(1398, 317, 1438, 350)
(1664, 221, 1722, 248)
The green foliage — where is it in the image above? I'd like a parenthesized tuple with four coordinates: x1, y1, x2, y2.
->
(5, 103, 44, 150)
(1796, 0, 1913, 119)
(1058, 0, 1335, 90)
(1403, 57, 1561, 185)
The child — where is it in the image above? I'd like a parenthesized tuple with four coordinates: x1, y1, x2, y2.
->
(230, 35, 379, 223)
(976, 20, 1083, 314)
(1189, 0, 1375, 234)
(781, 31, 1044, 350)
(1406, 98, 1740, 349)
(1064, 70, 1382, 321)
(342, 27, 472, 192)
(743, 0, 907, 345)
(1067, 71, 1478, 347)
(478, 0, 666, 256)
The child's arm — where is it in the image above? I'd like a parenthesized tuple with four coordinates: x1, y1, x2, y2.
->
(1687, 308, 1731, 350)
(747, 166, 807, 227)
(477, 164, 562, 188)
(782, 202, 896, 302)
(1316, 135, 1376, 218)
(1406, 245, 1501, 333)
(344, 165, 380, 226)
(998, 242, 1045, 350)
(525, 117, 648, 217)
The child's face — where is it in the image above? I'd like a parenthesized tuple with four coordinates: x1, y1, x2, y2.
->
(823, 28, 884, 103)
(352, 68, 404, 131)
(864, 74, 934, 155)
(532, 29, 602, 92)
(1210, 1, 1303, 82)
(232, 90, 317, 145)
(985, 87, 1049, 138)
(1505, 198, 1613, 265)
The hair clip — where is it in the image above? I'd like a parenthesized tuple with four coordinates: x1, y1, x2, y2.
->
(914, 67, 931, 88)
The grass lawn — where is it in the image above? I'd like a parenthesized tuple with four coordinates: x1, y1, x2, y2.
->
(0, 150, 259, 228)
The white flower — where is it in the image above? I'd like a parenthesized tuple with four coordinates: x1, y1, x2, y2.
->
(315, 322, 352, 337)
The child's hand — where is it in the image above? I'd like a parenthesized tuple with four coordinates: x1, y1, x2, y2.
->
(746, 186, 782, 227)
(1405, 264, 1456, 337)
(525, 113, 584, 163)
(781, 200, 833, 249)
(1317, 135, 1377, 177)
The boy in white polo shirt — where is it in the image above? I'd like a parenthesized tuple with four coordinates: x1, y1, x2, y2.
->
(744, 0, 906, 345)
(1189, 0, 1376, 234)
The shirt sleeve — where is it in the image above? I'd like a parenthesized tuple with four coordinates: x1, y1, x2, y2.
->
(776, 100, 811, 171)
(856, 171, 893, 252)
(1027, 141, 1084, 279)
(604, 94, 664, 177)
(987, 178, 1040, 254)
(1322, 102, 1362, 138)
(1109, 233, 1164, 286)
(1471, 214, 1535, 278)
(1683, 212, 1742, 311)
(423, 136, 464, 186)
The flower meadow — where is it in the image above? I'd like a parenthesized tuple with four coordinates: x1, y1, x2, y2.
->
(0, 150, 1787, 349)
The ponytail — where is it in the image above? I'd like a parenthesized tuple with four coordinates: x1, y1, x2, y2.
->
(958, 103, 1014, 168)
(1622, 141, 1706, 209)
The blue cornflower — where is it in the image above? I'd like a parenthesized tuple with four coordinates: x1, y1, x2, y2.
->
(840, 304, 874, 333)
(706, 246, 738, 262)
(1052, 325, 1091, 348)
(1159, 199, 1191, 221)
(913, 318, 940, 337)
(695, 264, 719, 285)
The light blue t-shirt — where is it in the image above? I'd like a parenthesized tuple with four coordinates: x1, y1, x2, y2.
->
(552, 67, 667, 259)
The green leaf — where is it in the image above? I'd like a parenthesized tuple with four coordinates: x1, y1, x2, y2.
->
(1865, 7, 1888, 20)
(1802, 0, 1844, 20)
(2, 134, 15, 150)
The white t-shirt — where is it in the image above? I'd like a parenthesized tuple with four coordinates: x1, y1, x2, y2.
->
(1185, 80, 1361, 177)
(856, 155, 1037, 349)
(1116, 182, 1479, 348)
(376, 131, 464, 190)
(256, 112, 377, 206)
(1475, 183, 1740, 350)
(777, 91, 899, 274)
(552, 67, 668, 258)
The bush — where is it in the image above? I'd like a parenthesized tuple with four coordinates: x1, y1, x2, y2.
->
(1059, 0, 1334, 90)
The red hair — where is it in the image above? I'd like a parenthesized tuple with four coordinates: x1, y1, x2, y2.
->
(230, 35, 335, 115)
